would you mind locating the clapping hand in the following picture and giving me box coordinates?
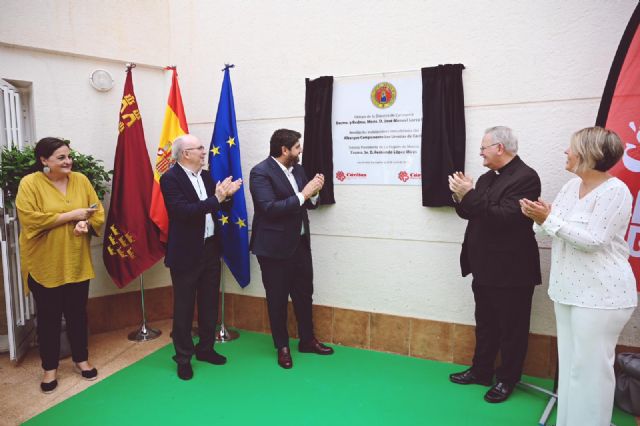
[448,171,474,201]
[302,173,324,200]
[311,173,325,196]
[226,177,243,197]
[519,197,551,225]
[215,176,243,202]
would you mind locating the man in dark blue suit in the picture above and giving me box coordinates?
[250,129,334,369]
[160,134,242,380]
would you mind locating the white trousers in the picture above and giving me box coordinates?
[554,302,634,426]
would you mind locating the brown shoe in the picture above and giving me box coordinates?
[277,347,293,369]
[298,338,334,355]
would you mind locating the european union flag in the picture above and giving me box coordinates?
[209,65,250,287]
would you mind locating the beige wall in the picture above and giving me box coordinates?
[1,0,639,345]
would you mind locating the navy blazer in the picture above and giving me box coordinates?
[249,157,317,259]
[160,164,226,271]
[455,156,542,287]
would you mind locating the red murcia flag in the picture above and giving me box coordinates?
[103,67,164,288]
[596,3,640,290]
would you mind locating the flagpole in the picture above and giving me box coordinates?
[216,274,239,342]
[210,63,248,339]
[128,273,162,341]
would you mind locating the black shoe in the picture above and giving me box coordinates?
[40,379,58,394]
[298,338,334,355]
[177,363,193,380]
[74,365,98,381]
[484,382,514,403]
[195,350,227,365]
[449,368,492,386]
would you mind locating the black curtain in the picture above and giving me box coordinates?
[302,76,335,205]
[421,64,466,207]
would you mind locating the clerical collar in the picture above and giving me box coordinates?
[495,155,519,175]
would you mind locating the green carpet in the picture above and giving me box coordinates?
[25,331,636,426]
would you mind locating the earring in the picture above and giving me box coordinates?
[43,166,51,175]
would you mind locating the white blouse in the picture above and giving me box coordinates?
[535,177,637,309]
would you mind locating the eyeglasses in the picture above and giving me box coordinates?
[479,143,501,152]
[184,146,206,152]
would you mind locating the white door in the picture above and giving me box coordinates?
[0,79,35,362]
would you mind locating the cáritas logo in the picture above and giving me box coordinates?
[398,171,421,182]
[335,170,367,181]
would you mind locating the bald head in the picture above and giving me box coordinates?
[172,134,206,171]
[172,134,200,162]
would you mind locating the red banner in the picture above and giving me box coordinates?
[597,4,640,290]
[103,67,164,288]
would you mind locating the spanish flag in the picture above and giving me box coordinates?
[150,66,189,242]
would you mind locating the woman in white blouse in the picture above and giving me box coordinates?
[520,126,637,426]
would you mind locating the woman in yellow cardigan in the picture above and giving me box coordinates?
[16,137,105,394]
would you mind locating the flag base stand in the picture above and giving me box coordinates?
[517,381,557,426]
[215,323,239,343]
[128,324,162,342]
[518,382,616,426]
[517,362,617,426]
[215,277,239,343]
[127,274,161,342]
[184,325,237,342]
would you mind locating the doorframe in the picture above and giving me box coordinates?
[0,78,36,362]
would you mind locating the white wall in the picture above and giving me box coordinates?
[0,0,172,295]
[1,0,639,345]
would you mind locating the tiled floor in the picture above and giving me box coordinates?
[0,319,172,426]
[1,319,638,426]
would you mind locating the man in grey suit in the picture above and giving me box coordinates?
[249,129,334,369]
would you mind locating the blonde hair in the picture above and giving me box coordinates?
[570,126,623,173]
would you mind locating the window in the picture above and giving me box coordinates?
[0,79,33,149]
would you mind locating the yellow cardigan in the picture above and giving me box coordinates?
[16,171,105,288]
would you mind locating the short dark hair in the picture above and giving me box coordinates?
[32,137,70,172]
[269,129,301,157]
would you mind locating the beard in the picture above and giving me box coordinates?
[285,152,300,167]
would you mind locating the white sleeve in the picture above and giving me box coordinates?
[533,222,545,235]
[534,180,570,236]
[540,184,631,252]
